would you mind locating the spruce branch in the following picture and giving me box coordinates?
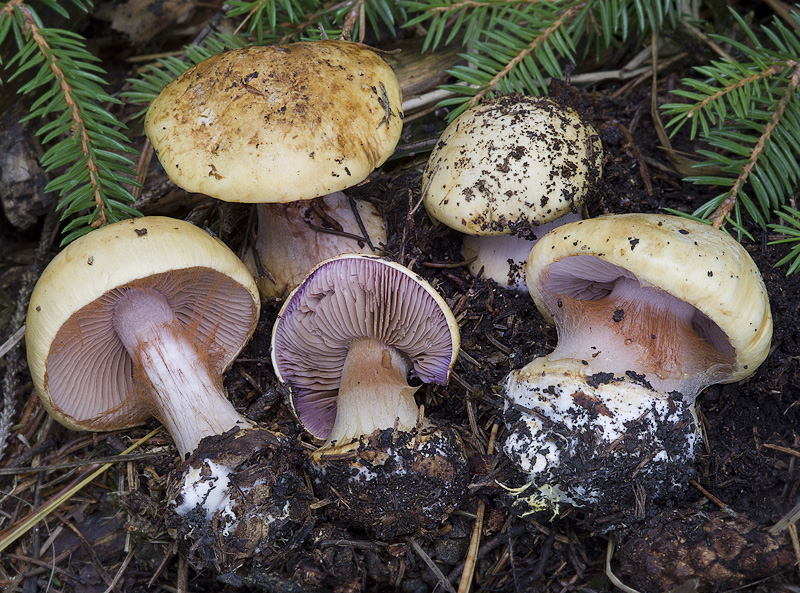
[468,2,584,109]
[403,0,678,120]
[1,0,139,243]
[223,0,402,44]
[662,6,800,240]
[685,61,795,123]
[769,205,800,274]
[709,63,800,228]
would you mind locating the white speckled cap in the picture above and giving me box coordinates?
[26,217,260,432]
[145,41,404,204]
[526,213,773,383]
[422,95,602,235]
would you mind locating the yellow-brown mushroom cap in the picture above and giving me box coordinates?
[526,213,773,384]
[144,41,404,204]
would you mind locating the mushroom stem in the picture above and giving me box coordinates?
[545,266,735,399]
[245,192,385,299]
[113,288,248,457]
[325,338,420,447]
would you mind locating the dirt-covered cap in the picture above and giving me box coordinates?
[526,213,773,385]
[422,95,602,235]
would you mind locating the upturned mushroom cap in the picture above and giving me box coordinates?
[26,217,260,432]
[526,214,772,386]
[271,254,460,439]
[145,41,404,204]
[422,95,602,235]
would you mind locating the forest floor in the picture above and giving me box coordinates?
[1,2,800,593]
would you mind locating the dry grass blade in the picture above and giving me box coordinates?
[649,35,719,178]
[605,535,642,593]
[0,427,161,554]
[0,325,25,359]
[457,423,498,593]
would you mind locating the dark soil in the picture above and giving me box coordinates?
[1,6,800,593]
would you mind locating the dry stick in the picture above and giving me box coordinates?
[770,498,800,535]
[679,18,734,61]
[177,552,189,593]
[616,122,653,196]
[0,325,25,360]
[0,452,163,475]
[407,537,457,593]
[762,442,800,458]
[710,63,800,229]
[347,193,376,251]
[133,138,154,202]
[103,543,138,593]
[688,479,736,516]
[0,427,161,554]
[55,510,120,593]
[457,423,499,593]
[762,0,800,31]
[788,522,800,579]
[148,542,178,588]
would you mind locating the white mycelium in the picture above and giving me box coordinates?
[174,459,237,529]
[503,358,696,506]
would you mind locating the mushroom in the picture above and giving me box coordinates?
[26,216,310,569]
[422,94,602,290]
[271,254,468,538]
[502,213,773,517]
[26,216,260,458]
[144,40,404,298]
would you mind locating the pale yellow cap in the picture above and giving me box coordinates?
[526,213,773,383]
[26,217,260,431]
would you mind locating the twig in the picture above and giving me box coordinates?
[347,193,376,251]
[0,427,161,554]
[762,0,800,31]
[616,122,653,196]
[0,325,25,360]
[679,18,734,61]
[0,452,164,475]
[407,537,457,593]
[457,423,499,593]
[689,479,736,515]
[789,522,800,579]
[770,498,800,535]
[763,442,800,458]
[177,551,188,593]
[103,543,137,593]
[55,511,119,593]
